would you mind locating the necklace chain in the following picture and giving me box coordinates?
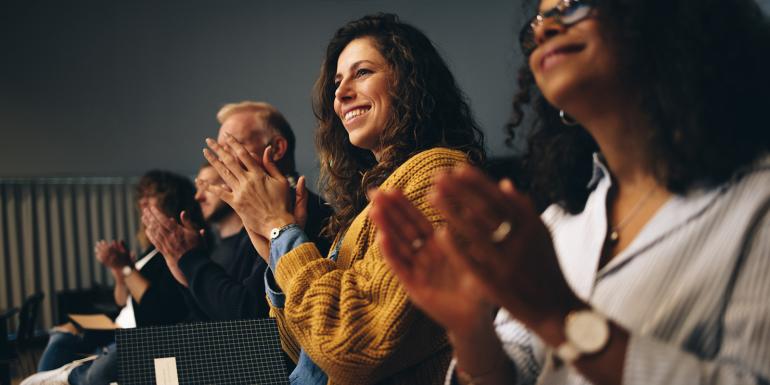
[608,184,658,245]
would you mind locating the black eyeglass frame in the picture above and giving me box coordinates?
[518,0,595,56]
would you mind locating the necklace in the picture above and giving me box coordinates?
[607,184,658,245]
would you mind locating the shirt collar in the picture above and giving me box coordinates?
[587,152,610,189]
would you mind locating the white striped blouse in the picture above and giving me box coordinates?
[448,154,770,385]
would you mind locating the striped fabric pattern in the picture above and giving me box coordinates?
[475,154,770,384]
[0,178,140,330]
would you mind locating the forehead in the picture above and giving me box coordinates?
[538,0,561,12]
[336,37,386,74]
[217,112,271,154]
[217,111,257,141]
[196,166,220,181]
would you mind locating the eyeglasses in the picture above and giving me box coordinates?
[519,0,595,56]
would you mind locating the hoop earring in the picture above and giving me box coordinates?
[559,110,578,126]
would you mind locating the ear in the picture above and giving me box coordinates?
[269,136,288,163]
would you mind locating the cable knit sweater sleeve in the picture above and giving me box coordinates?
[270,148,466,384]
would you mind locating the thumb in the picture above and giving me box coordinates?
[294,175,308,229]
[262,146,284,179]
[180,210,196,230]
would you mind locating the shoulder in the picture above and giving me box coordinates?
[402,147,468,170]
[711,155,770,228]
[720,155,770,202]
[383,147,468,189]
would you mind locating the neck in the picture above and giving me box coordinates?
[568,95,655,190]
[215,213,243,238]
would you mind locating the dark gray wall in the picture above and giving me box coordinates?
[0,0,525,185]
[2,0,769,182]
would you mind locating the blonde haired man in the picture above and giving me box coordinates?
[216,101,297,177]
[145,101,332,321]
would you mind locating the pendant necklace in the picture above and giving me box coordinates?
[608,185,658,245]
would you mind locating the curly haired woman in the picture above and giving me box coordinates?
[201,13,485,385]
[371,0,770,384]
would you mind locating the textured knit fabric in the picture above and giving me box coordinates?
[447,153,770,385]
[269,148,467,385]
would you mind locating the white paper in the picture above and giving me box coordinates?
[153,357,180,385]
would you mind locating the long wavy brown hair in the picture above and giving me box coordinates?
[509,0,770,213]
[314,13,486,236]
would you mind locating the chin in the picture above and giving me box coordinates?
[539,74,587,111]
[347,131,372,151]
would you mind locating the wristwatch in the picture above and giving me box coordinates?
[270,223,299,241]
[121,265,135,278]
[555,309,610,364]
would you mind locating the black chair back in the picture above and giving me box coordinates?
[16,292,44,346]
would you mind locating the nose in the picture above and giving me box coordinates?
[194,189,205,203]
[534,17,565,46]
[334,77,354,103]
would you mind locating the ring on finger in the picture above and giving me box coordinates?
[491,220,513,243]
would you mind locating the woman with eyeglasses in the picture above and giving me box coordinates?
[370,0,770,384]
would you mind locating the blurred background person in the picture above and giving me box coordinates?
[201,13,485,385]
[23,170,204,385]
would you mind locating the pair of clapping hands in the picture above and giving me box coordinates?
[369,166,582,345]
[141,134,308,286]
[94,240,133,271]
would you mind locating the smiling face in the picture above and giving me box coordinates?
[528,0,618,111]
[333,37,393,159]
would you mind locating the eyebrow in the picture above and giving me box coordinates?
[335,60,377,81]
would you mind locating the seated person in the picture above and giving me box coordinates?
[143,163,275,320]
[370,0,770,384]
[200,14,485,385]
[23,170,206,385]
[144,103,332,321]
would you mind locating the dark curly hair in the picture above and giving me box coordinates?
[136,170,210,248]
[314,13,486,235]
[509,0,770,213]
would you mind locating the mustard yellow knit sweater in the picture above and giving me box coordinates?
[270,148,467,385]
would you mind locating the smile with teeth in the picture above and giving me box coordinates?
[344,106,371,122]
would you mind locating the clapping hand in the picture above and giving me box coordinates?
[200,134,308,259]
[141,206,202,287]
[430,166,582,340]
[95,239,133,271]
[369,189,496,334]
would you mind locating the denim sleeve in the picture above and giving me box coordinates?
[264,226,310,308]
